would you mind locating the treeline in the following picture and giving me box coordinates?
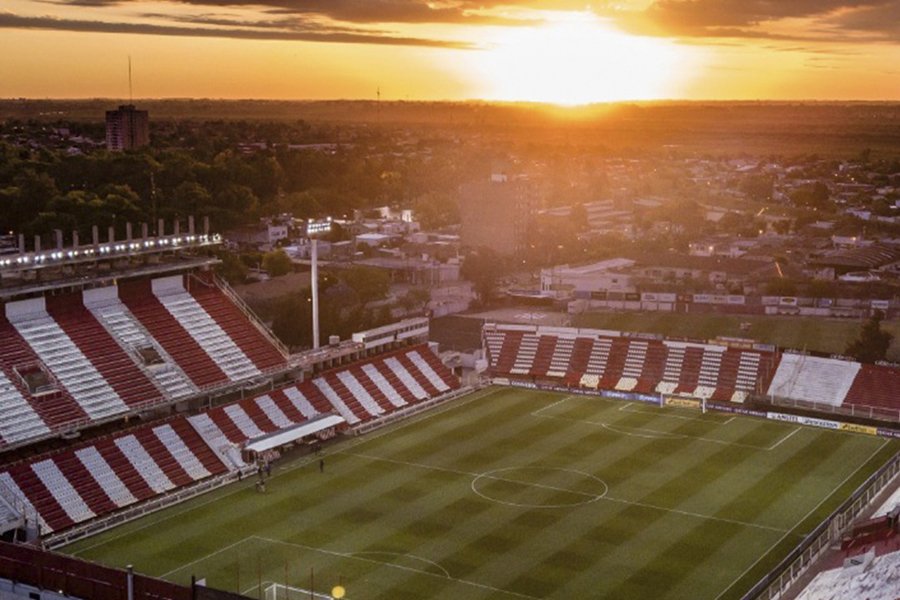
[0,119,467,244]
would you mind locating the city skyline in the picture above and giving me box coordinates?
[2,1,900,103]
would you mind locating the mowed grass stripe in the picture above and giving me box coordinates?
[598,430,854,598]
[62,388,898,600]
[716,437,894,600]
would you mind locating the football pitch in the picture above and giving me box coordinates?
[65,387,899,599]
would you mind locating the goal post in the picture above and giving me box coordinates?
[661,395,707,413]
[264,582,345,600]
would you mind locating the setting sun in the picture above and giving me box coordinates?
[469,12,689,105]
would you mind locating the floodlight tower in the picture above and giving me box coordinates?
[307,218,332,349]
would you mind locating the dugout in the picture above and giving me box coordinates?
[241,414,345,463]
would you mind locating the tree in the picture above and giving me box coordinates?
[271,290,312,348]
[262,249,293,277]
[216,252,248,285]
[845,310,893,363]
[740,173,775,202]
[398,287,430,313]
[342,266,390,304]
[461,247,505,306]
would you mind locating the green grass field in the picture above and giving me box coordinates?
[64,388,898,600]
[571,312,900,361]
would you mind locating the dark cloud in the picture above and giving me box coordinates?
[616,0,900,42]
[0,11,473,47]
[139,11,380,35]
[11,0,900,48]
[51,0,537,26]
[825,2,900,36]
[644,0,885,30]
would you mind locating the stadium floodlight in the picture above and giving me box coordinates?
[308,218,333,349]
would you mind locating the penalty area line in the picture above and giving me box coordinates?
[251,536,539,600]
[767,426,802,451]
[160,536,255,579]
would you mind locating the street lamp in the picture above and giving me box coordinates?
[307,218,332,349]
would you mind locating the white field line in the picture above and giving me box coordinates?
[713,437,891,600]
[617,401,734,424]
[600,495,789,533]
[252,536,539,600]
[342,451,790,533]
[160,536,254,578]
[534,412,781,449]
[530,394,578,418]
[243,581,332,600]
[69,387,501,557]
[343,451,605,500]
[768,426,802,451]
[531,395,810,451]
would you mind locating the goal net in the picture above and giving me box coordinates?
[263,582,345,600]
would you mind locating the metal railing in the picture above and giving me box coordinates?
[44,470,243,549]
[768,394,900,424]
[352,386,473,436]
[741,449,900,600]
[206,274,291,358]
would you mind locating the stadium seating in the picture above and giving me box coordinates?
[584,337,613,377]
[635,340,667,394]
[495,330,524,374]
[150,276,262,382]
[675,346,705,394]
[119,278,229,388]
[547,335,575,379]
[0,273,294,449]
[566,338,594,385]
[484,324,782,404]
[693,346,725,398]
[385,356,429,401]
[767,354,861,406]
[408,349,452,394]
[84,286,196,400]
[844,364,900,411]
[6,297,130,421]
[314,376,366,424]
[0,370,51,446]
[599,338,629,389]
[795,549,900,600]
[44,293,165,412]
[483,329,506,366]
[0,416,228,533]
[184,344,459,460]
[510,333,539,375]
[187,274,288,373]
[359,364,406,408]
[657,342,686,394]
[530,335,557,377]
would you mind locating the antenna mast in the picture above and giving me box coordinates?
[128,55,133,103]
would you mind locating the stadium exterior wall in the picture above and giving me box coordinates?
[0,542,191,600]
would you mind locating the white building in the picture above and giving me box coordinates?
[540,259,637,297]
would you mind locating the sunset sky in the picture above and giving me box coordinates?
[2,1,900,103]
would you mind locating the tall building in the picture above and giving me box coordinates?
[105,104,149,151]
[459,167,533,256]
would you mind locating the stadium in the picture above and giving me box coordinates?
[0,224,898,600]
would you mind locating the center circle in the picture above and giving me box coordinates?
[471,466,609,509]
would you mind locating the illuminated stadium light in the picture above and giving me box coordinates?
[307,217,333,236]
